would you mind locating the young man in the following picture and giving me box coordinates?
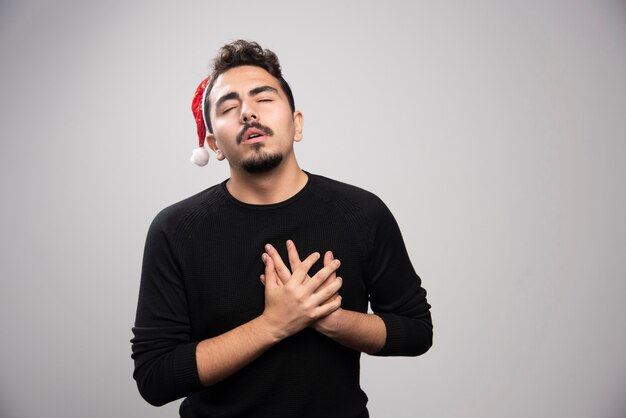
[131,40,432,418]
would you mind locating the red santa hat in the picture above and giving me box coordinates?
[190,76,211,166]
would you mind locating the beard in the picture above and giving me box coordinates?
[241,147,283,173]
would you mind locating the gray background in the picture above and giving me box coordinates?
[1,1,625,417]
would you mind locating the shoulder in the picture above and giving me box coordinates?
[309,173,401,255]
[309,173,391,219]
[148,182,227,238]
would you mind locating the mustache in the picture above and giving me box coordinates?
[237,122,274,144]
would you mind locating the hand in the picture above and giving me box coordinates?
[311,250,345,334]
[260,241,344,333]
[260,243,342,339]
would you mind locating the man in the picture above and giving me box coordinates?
[131,40,432,418]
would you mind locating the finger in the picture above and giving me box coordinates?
[323,250,334,266]
[315,275,342,298]
[262,253,281,287]
[312,276,342,305]
[317,292,340,305]
[286,240,302,272]
[306,259,340,292]
[265,243,292,283]
[259,274,266,286]
[294,252,321,284]
[315,295,342,318]
[323,250,337,280]
[325,292,340,304]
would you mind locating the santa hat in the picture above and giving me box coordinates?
[190,76,211,166]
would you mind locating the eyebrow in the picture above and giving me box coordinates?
[249,85,279,96]
[215,92,240,110]
[215,86,280,111]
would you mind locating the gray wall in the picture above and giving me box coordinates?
[1,1,625,417]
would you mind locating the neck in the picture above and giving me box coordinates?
[226,156,308,205]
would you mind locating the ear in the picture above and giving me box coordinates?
[206,133,225,161]
[293,111,304,142]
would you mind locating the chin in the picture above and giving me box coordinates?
[241,152,283,173]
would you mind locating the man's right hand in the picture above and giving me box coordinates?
[260,244,343,339]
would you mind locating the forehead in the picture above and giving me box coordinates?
[209,65,281,104]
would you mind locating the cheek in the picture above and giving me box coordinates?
[213,121,238,143]
[274,113,295,133]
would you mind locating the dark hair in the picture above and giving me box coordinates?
[203,40,295,133]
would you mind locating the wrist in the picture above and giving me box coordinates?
[254,314,289,343]
[312,307,344,336]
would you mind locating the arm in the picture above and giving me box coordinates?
[311,306,387,355]
[193,316,280,387]
[361,199,433,356]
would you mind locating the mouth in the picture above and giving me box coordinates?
[242,128,267,144]
[238,123,274,145]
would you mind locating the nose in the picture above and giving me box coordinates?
[240,105,258,124]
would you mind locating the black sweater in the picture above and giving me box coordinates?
[131,173,432,417]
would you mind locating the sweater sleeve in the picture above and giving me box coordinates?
[365,199,433,357]
[131,209,203,406]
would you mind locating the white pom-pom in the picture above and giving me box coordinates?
[190,147,210,166]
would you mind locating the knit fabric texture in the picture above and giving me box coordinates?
[131,173,432,417]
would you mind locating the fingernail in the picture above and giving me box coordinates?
[328,251,334,259]
[334,259,341,267]
[262,253,268,263]
[265,244,272,251]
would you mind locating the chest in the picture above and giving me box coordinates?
[181,210,370,338]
